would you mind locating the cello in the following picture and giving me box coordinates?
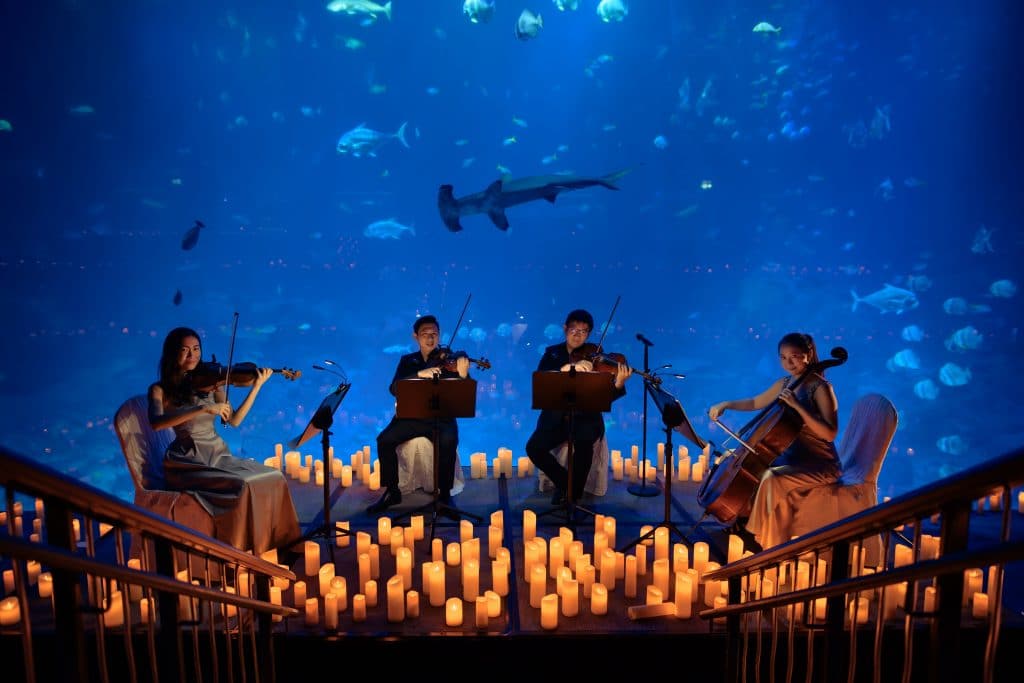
[696,346,848,525]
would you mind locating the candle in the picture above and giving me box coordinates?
[674,572,693,618]
[591,583,608,616]
[653,558,670,598]
[894,544,913,567]
[358,553,371,591]
[387,575,405,622]
[627,602,678,620]
[636,544,647,576]
[356,531,372,556]
[325,593,338,630]
[530,564,547,608]
[318,563,335,597]
[26,560,40,585]
[600,548,616,591]
[646,584,664,606]
[365,580,378,608]
[463,559,480,601]
[523,510,536,543]
[103,590,125,628]
[139,597,152,624]
[445,597,463,627]
[2,569,13,594]
[390,527,405,554]
[353,594,367,622]
[298,466,311,484]
[580,564,596,598]
[38,572,53,599]
[849,596,869,625]
[304,597,319,626]
[972,592,989,619]
[485,590,501,618]
[492,559,509,596]
[293,580,306,608]
[475,596,489,629]
[341,465,353,487]
[336,521,351,547]
[556,566,572,597]
[692,461,704,481]
[0,596,20,625]
[593,531,608,563]
[488,525,503,559]
[612,458,624,480]
[432,538,444,563]
[562,579,579,617]
[406,590,420,619]
[693,542,709,577]
[549,537,565,579]
[460,520,474,543]
[624,555,638,598]
[541,593,559,630]
[269,586,283,622]
[654,527,669,562]
[429,562,446,607]
[883,582,906,621]
[378,517,392,546]
[397,547,413,589]
[603,516,617,550]
[446,542,461,567]
[463,538,480,565]
[330,576,348,612]
[964,568,983,606]
[1018,491,1024,514]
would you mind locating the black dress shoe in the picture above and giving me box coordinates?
[366,487,401,514]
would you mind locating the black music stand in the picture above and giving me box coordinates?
[619,380,708,552]
[532,369,614,526]
[290,381,352,563]
[628,335,659,498]
[390,377,482,540]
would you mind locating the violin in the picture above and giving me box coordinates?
[428,347,492,371]
[569,342,661,385]
[189,360,301,392]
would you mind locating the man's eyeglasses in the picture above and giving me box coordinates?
[567,327,590,336]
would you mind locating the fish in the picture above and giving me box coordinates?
[936,435,967,456]
[181,220,204,250]
[463,0,495,24]
[989,279,1017,298]
[336,122,409,157]
[173,289,183,306]
[885,349,920,372]
[938,362,971,387]
[326,0,392,21]
[943,297,991,315]
[752,21,781,33]
[913,379,939,400]
[553,0,579,10]
[514,9,543,40]
[0,119,11,133]
[850,284,918,314]
[945,325,983,352]
[364,218,415,239]
[596,0,628,22]
[900,324,925,342]
[438,167,633,232]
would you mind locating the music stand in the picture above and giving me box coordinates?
[628,335,660,498]
[390,377,482,540]
[290,381,352,563]
[619,380,708,552]
[531,369,614,526]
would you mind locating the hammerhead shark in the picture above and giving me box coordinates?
[437,168,633,231]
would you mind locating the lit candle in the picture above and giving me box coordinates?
[646,585,664,606]
[485,590,501,618]
[305,597,319,626]
[378,517,392,546]
[336,521,351,547]
[492,559,509,596]
[562,579,579,617]
[591,583,608,616]
[390,527,405,554]
[653,558,670,598]
[624,555,638,598]
[523,509,536,543]
[331,577,348,614]
[636,544,647,576]
[556,566,572,596]
[488,525,503,559]
[612,458,624,480]
[674,572,693,618]
[972,592,989,619]
[814,597,827,621]
[432,538,444,563]
[459,520,473,543]
[541,593,559,630]
[894,544,913,567]
[402,525,414,550]
[26,560,40,585]
[0,596,20,625]
[139,597,152,624]
[691,461,704,481]
[593,531,608,563]
[293,580,306,608]
[269,586,283,622]
[325,592,338,630]
[318,563,335,597]
[1,570,11,595]
[38,572,53,599]
[397,547,413,589]
[654,527,669,562]
[445,597,463,627]
[964,568,983,606]
[600,548,616,591]
[406,590,420,619]
[579,564,596,598]
[365,580,378,608]
[103,590,125,628]
[530,564,547,608]
[463,559,480,601]
[353,594,367,622]
[693,542,710,577]
[298,466,311,484]
[368,470,380,490]
[603,516,617,550]
[463,537,480,565]
[849,596,869,625]
[356,531,372,556]
[387,575,405,623]
[358,553,371,591]
[549,537,565,579]
[429,562,446,607]
[728,534,744,564]
[1018,491,1024,514]
[341,465,353,487]
[475,595,489,629]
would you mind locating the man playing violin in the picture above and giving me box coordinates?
[147,326,302,556]
[525,309,631,505]
[367,315,471,516]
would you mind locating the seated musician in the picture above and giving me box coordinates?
[707,332,841,550]
[525,309,631,505]
[367,315,470,517]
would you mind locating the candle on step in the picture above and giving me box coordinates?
[693,541,710,577]
[653,558,670,597]
[397,547,413,589]
[972,592,989,619]
[599,548,617,591]
[624,555,638,598]
[377,517,391,546]
[475,595,489,628]
[329,576,347,612]
[446,542,461,567]
[411,515,424,541]
[318,563,335,596]
[541,593,559,630]
[304,597,319,626]
[485,590,501,618]
[365,580,378,608]
[530,564,547,608]
[387,575,405,623]
[293,580,306,609]
[591,583,608,616]
[964,568,983,606]
[429,562,446,607]
[352,594,366,622]
[463,559,480,601]
[492,559,509,596]
[0,596,20,625]
[406,590,420,619]
[646,585,664,605]
[549,537,564,578]
[324,593,338,630]
[488,525,503,559]
[445,597,463,627]
[523,509,537,543]
[336,521,351,547]
[562,578,579,617]
[674,572,693,618]
[269,586,282,622]
[358,553,371,592]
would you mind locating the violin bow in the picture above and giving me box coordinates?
[591,294,621,351]
[443,293,472,351]
[221,311,240,425]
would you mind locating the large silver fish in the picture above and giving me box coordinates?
[850,284,919,314]
[438,168,632,231]
[336,122,409,157]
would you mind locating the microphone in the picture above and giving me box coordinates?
[636,333,654,347]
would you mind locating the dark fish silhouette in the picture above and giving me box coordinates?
[438,168,632,231]
[181,219,205,250]
[173,289,183,306]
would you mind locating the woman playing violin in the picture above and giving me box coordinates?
[147,326,301,555]
[707,332,840,551]
[367,314,471,516]
[526,309,631,505]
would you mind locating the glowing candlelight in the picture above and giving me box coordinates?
[492,559,509,596]
[562,578,579,617]
[653,558,670,597]
[387,575,405,622]
[364,579,378,608]
[335,521,351,547]
[397,547,413,589]
[693,541,710,577]
[356,531,372,556]
[3,569,13,594]
[646,585,664,605]
[445,597,463,627]
[549,537,565,578]
[603,516,617,549]
[352,594,367,622]
[38,572,53,599]
[102,590,125,628]
[485,590,501,618]
[378,517,391,546]
[475,595,489,629]
[972,592,989,619]
[580,564,596,598]
[849,596,869,624]
[674,572,693,618]
[269,586,282,622]
[293,580,306,608]
[593,531,608,563]
[0,596,20,625]
[329,576,347,611]
[139,597,152,624]
[523,509,537,543]
[358,553,371,591]
[406,590,420,619]
[411,515,424,541]
[446,542,461,567]
[591,583,608,616]
[624,555,638,598]
[318,563,335,597]
[541,593,559,630]
[304,597,319,626]
[390,527,405,554]
[463,559,480,601]
[325,592,338,630]
[636,544,648,576]
[341,465,353,487]
[432,537,443,563]
[530,564,547,608]
[488,525,503,559]
[600,548,617,591]
[460,520,473,543]
[517,456,530,477]
[429,562,446,607]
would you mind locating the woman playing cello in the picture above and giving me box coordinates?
[707,332,841,551]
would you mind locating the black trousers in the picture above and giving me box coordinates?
[525,416,603,499]
[376,417,459,494]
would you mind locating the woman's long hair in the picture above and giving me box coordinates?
[158,326,201,406]
[778,331,823,371]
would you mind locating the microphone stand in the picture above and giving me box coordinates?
[627,333,660,498]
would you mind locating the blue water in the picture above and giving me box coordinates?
[1,1,1020,505]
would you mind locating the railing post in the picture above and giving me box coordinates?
[45,498,89,682]
[935,501,971,683]
[824,540,850,681]
[153,537,183,682]
[724,574,742,683]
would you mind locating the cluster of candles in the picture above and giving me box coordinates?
[610,444,713,484]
